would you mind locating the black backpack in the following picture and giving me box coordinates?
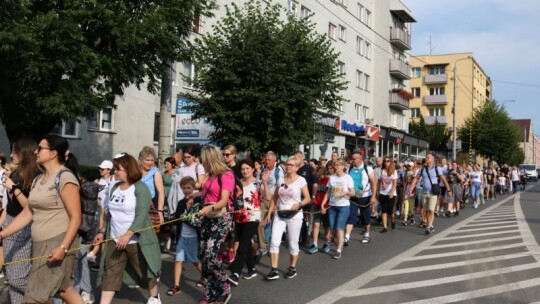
[41,169,100,244]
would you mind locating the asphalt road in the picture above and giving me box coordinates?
[2,183,540,303]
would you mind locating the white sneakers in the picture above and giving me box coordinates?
[81,291,94,304]
[146,295,162,304]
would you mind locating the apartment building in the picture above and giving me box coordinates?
[0,0,423,164]
[513,119,535,164]
[409,53,492,135]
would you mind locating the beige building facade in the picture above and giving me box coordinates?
[409,53,492,140]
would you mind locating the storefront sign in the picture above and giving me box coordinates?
[386,128,406,143]
[365,125,380,141]
[175,97,213,142]
[340,119,365,134]
[313,113,340,131]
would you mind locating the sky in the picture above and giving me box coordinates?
[403,0,540,135]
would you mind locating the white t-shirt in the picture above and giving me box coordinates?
[109,185,139,244]
[348,164,374,197]
[498,176,506,186]
[379,170,398,196]
[259,165,284,195]
[98,176,114,210]
[511,169,519,182]
[277,176,306,220]
[0,169,5,197]
[180,162,205,183]
[328,174,354,207]
[471,171,483,184]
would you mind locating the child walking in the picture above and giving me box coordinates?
[167,176,203,296]
[402,173,415,225]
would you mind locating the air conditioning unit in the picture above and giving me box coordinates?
[365,118,374,125]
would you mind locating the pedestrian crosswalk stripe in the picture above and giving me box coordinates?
[471,217,516,223]
[342,262,540,297]
[428,235,522,249]
[457,223,518,231]
[464,220,517,227]
[444,230,519,240]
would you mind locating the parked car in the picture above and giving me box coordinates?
[521,164,538,182]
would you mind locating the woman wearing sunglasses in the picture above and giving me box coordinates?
[376,156,398,233]
[94,153,162,304]
[265,156,311,280]
[0,134,83,303]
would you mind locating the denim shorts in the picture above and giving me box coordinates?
[328,206,350,231]
[175,236,199,263]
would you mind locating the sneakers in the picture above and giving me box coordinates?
[332,252,342,259]
[380,228,387,233]
[284,267,297,279]
[420,222,427,228]
[445,211,452,217]
[425,227,435,235]
[391,222,396,229]
[243,269,257,280]
[321,243,331,253]
[361,236,370,244]
[344,237,349,247]
[146,295,161,304]
[434,211,439,217]
[265,269,280,280]
[167,285,182,296]
[308,244,318,254]
[258,248,268,256]
[227,274,239,286]
[196,279,205,288]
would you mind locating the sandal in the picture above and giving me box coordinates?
[402,220,407,226]
[167,285,182,296]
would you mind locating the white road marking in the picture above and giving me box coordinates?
[307,193,535,304]
[428,235,521,249]
[456,223,518,231]
[402,243,525,261]
[463,221,517,227]
[443,230,519,240]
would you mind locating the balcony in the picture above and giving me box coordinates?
[390,27,411,50]
[425,116,448,125]
[424,95,448,105]
[389,59,410,80]
[389,92,410,110]
[424,74,448,84]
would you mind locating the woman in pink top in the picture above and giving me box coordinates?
[197,145,234,304]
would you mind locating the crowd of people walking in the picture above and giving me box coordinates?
[0,139,531,304]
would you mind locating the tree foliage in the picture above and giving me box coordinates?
[457,100,523,164]
[187,1,347,156]
[0,0,215,143]
[408,115,450,151]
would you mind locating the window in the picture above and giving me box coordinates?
[364,74,370,91]
[356,3,364,20]
[300,6,311,19]
[356,36,364,54]
[338,25,346,41]
[51,121,79,138]
[88,107,115,131]
[287,0,298,16]
[153,113,160,142]
[338,0,347,6]
[429,107,445,116]
[356,70,363,88]
[410,108,421,118]
[328,23,337,40]
[365,9,372,27]
[355,104,361,121]
[363,106,369,122]
[182,61,196,88]
[193,15,203,34]
[411,87,420,97]
[365,42,371,59]
[429,87,445,95]
[337,61,345,77]
[411,67,421,78]
[429,66,446,75]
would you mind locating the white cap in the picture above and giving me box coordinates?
[98,160,113,169]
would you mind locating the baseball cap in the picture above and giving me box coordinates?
[98,160,113,169]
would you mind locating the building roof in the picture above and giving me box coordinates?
[512,119,531,142]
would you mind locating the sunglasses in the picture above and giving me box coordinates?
[37,146,52,152]
[222,153,232,157]
[280,183,289,189]
[384,159,391,162]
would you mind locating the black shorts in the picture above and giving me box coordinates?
[439,186,447,197]
[379,194,396,214]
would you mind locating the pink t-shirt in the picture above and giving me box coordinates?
[203,170,235,207]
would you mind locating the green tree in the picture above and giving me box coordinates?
[408,115,450,151]
[458,100,522,164]
[0,0,215,143]
[186,1,347,156]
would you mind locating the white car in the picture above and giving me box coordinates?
[522,164,538,182]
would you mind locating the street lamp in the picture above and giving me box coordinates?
[452,56,471,161]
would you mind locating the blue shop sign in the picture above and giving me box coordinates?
[340,119,365,133]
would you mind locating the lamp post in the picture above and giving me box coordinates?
[452,56,471,161]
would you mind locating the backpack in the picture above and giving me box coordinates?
[39,169,100,244]
[217,170,244,210]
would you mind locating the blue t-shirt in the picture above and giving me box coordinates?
[141,167,158,198]
[416,165,440,195]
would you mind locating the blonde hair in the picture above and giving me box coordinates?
[287,155,302,167]
[138,146,157,162]
[201,145,229,177]
[335,158,347,167]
